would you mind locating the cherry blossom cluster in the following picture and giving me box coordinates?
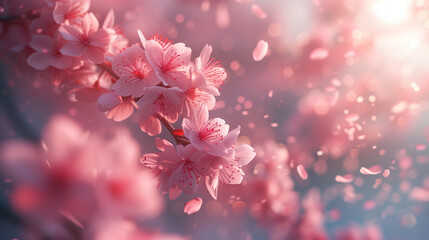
[0,115,186,240]
[0,0,125,87]
[2,0,255,203]
[116,32,256,200]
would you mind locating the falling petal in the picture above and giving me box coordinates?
[216,3,230,29]
[251,4,267,19]
[382,169,390,177]
[297,164,308,180]
[335,174,354,183]
[344,50,355,58]
[330,91,339,106]
[253,40,268,61]
[309,48,329,60]
[416,144,426,151]
[360,166,383,175]
[363,200,376,210]
[410,187,429,202]
[184,197,203,215]
[201,0,210,12]
[331,78,342,87]
[391,101,408,114]
[345,113,359,123]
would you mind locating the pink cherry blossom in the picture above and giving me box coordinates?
[141,139,208,194]
[111,45,159,97]
[53,0,90,24]
[102,9,129,59]
[59,12,113,64]
[203,126,256,199]
[182,71,217,117]
[195,44,227,91]
[139,32,191,90]
[182,104,229,156]
[27,34,82,70]
[137,86,184,136]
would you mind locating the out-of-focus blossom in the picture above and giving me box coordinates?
[335,224,384,240]
[0,115,166,239]
[53,0,90,24]
[27,33,82,70]
[59,12,113,64]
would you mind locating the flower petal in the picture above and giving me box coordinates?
[252,40,268,61]
[297,164,308,180]
[27,52,52,70]
[60,43,86,57]
[184,197,203,215]
[98,92,121,111]
[29,34,54,52]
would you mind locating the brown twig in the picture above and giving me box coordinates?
[98,62,119,80]
[156,113,190,146]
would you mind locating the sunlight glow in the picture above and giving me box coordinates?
[372,0,412,24]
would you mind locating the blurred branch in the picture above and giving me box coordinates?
[0,200,22,226]
[0,12,41,22]
[0,199,83,239]
[0,65,39,142]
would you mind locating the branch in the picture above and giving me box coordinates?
[98,62,119,80]
[156,114,190,146]
[0,12,41,22]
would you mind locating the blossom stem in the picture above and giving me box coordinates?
[98,63,119,80]
[155,113,190,146]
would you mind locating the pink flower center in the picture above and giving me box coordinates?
[161,49,182,74]
[198,121,222,143]
[201,58,225,87]
[178,159,203,186]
